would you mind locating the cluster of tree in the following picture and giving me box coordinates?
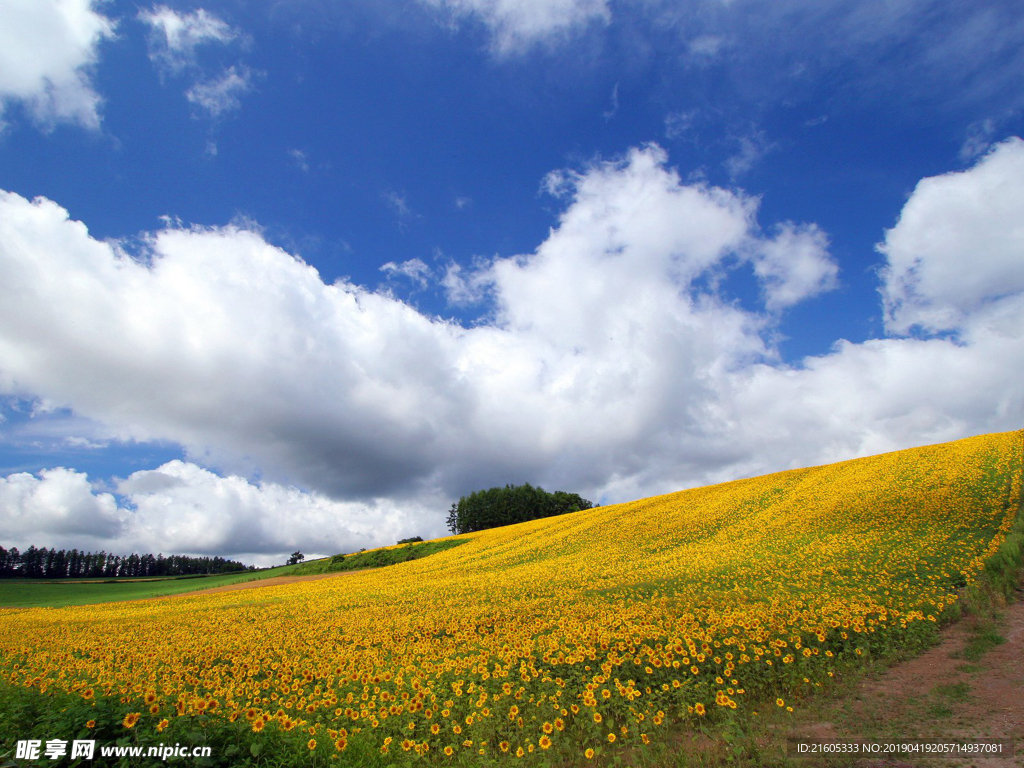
[396,536,423,544]
[446,483,593,535]
[0,545,252,579]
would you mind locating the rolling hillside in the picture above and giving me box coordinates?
[0,430,1021,766]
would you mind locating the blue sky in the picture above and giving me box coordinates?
[1,0,1023,564]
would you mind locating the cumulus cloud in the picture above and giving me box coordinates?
[0,462,427,563]
[417,0,610,54]
[2,140,1024,557]
[0,467,123,545]
[0,144,816,503]
[0,0,115,129]
[138,5,237,73]
[879,138,1024,335]
[750,223,837,311]
[441,260,489,306]
[709,137,1024,486]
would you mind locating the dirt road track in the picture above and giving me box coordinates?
[797,580,1024,767]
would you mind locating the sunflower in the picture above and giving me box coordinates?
[539,735,552,750]
[122,713,140,729]
[307,739,316,750]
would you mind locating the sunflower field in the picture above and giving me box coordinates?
[1,430,1021,766]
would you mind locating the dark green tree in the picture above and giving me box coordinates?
[446,483,592,534]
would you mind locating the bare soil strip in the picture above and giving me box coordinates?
[793,581,1024,768]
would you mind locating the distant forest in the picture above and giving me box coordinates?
[0,545,252,579]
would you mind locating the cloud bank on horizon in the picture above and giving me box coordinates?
[1,0,1022,564]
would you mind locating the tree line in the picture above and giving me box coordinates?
[0,545,252,579]
[446,482,593,535]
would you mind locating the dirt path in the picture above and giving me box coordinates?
[794,581,1024,767]
[151,569,365,599]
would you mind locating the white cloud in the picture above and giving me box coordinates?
[0,462,429,563]
[0,467,123,544]
[418,0,610,54]
[723,129,775,179]
[381,258,432,288]
[441,260,488,306]
[2,140,1023,556]
[879,137,1024,335]
[0,145,788,507]
[185,66,253,118]
[137,6,255,121]
[710,136,1024,486]
[0,0,115,130]
[138,5,237,73]
[115,461,424,558]
[750,223,837,311]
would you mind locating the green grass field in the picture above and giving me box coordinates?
[0,566,302,609]
[0,539,468,609]
[287,537,467,576]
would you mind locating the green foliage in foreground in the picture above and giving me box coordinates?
[0,566,299,609]
[287,538,468,576]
